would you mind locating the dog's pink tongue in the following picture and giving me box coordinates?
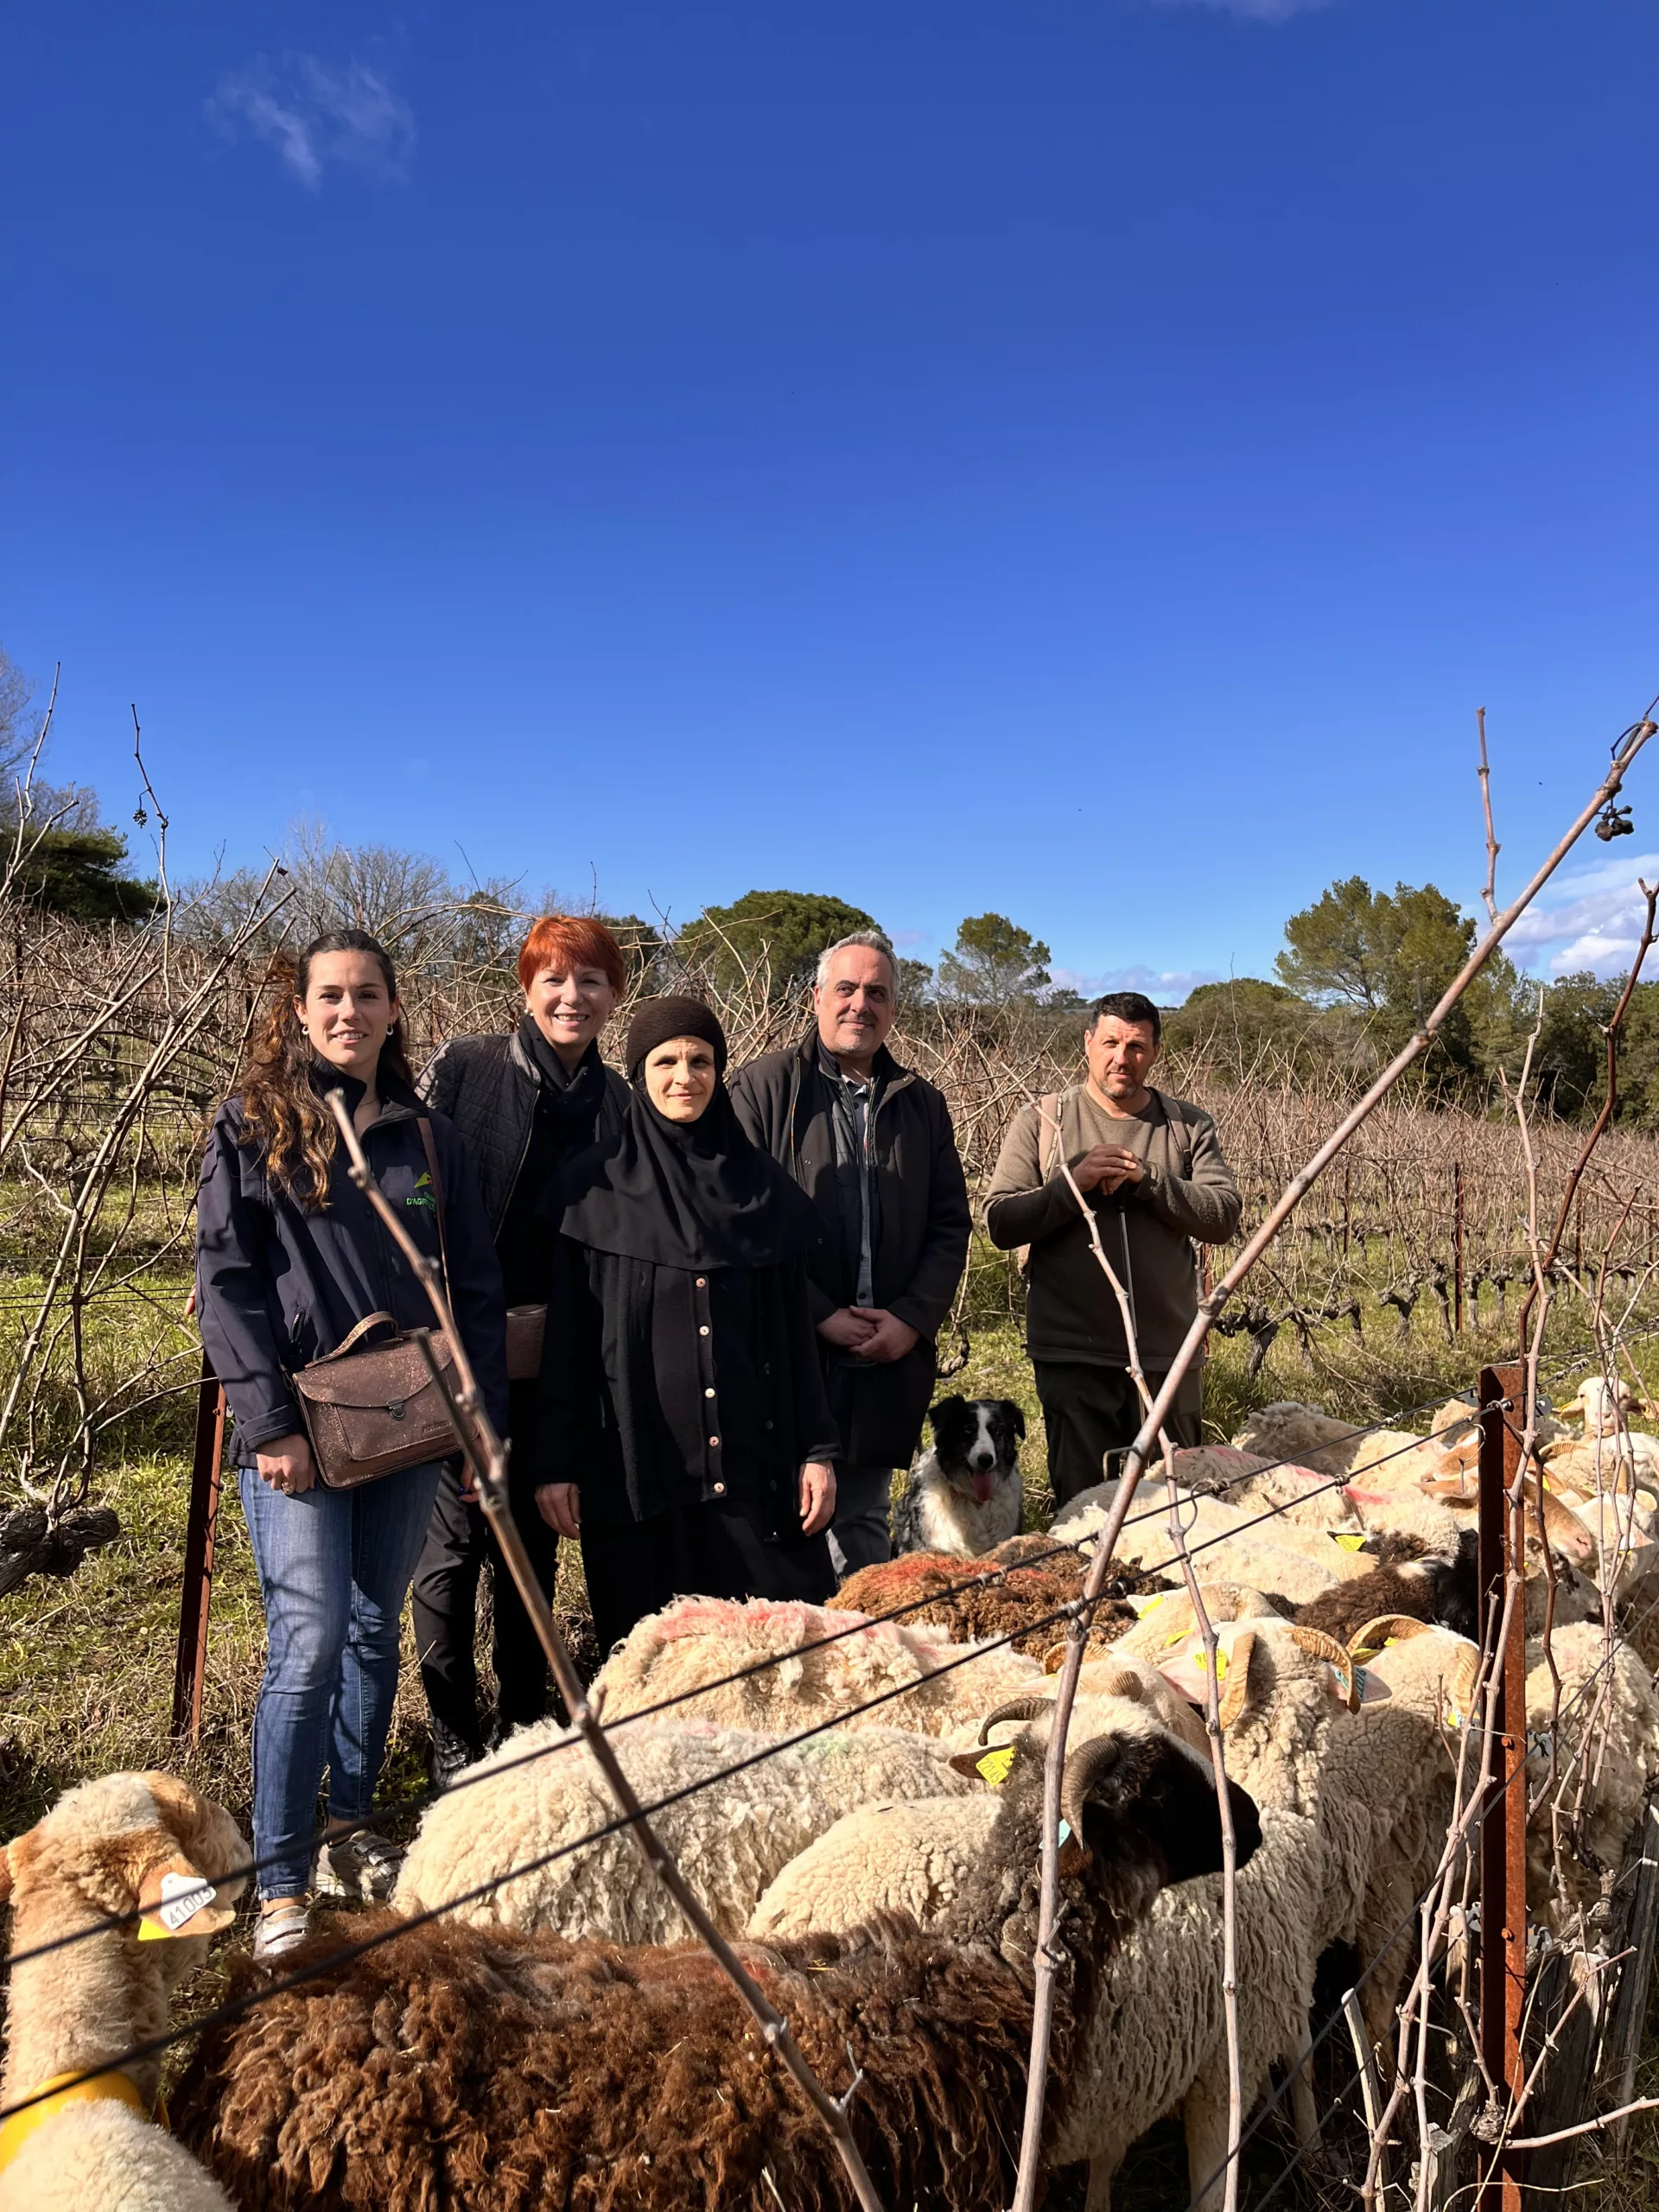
[972,1472,995,1503]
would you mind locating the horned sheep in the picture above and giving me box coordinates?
[750,1620,1351,2212]
[1053,1476,1373,1609]
[747,1655,1218,1940]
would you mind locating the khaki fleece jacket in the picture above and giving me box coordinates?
[984,1084,1242,1369]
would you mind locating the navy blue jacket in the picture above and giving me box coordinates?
[194,1068,509,1463]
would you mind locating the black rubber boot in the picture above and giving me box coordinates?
[428,1719,483,1794]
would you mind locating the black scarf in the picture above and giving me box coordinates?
[518,1014,608,1127]
[557,1075,808,1270]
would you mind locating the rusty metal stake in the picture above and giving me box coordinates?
[171,1351,226,1742]
[1478,1363,1529,2212]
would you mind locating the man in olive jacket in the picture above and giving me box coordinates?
[986,990,1241,1505]
[730,931,971,1574]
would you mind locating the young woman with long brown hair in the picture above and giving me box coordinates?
[194,930,507,1957]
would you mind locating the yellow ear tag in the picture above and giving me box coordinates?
[1141,1594,1164,1614]
[1164,1628,1188,1649]
[976,1745,1017,1787]
[137,1871,226,1942]
[1333,1533,1366,1552]
[1351,1645,1379,1663]
[1213,1649,1228,1680]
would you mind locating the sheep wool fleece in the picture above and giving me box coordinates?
[393,1719,974,1942]
[589,1593,1044,1744]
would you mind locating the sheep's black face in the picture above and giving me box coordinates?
[1432,1529,1481,1641]
[1076,1734,1262,1891]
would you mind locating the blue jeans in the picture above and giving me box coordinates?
[238,1460,444,1899]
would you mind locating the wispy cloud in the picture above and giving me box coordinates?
[1050,964,1223,1003]
[1505,852,1659,977]
[1150,0,1334,20]
[207,54,415,190]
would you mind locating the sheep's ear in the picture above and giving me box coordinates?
[137,1854,237,1942]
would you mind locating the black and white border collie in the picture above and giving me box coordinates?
[893,1395,1027,1558]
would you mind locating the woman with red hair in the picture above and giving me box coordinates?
[411,914,630,1785]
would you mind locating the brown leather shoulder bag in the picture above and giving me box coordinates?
[293,1118,463,1490]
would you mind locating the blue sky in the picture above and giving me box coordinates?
[2,1,1655,996]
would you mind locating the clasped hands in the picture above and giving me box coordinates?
[1068,1143,1147,1198]
[816,1306,919,1363]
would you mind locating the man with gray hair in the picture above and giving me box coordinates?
[730,931,970,1573]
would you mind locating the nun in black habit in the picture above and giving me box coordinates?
[533,997,841,1659]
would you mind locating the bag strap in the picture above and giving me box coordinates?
[313,1311,397,1364]
[416,1116,450,1295]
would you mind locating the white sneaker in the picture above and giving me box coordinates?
[314,1830,403,1902]
[252,1900,312,1960]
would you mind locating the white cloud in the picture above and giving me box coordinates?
[1050,964,1223,1003]
[1504,852,1659,977]
[1150,0,1334,19]
[207,55,414,190]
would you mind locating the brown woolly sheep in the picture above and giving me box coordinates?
[173,1715,1261,2212]
[830,1540,1153,1660]
[1293,1522,1482,1645]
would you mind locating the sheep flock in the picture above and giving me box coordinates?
[3,1382,1659,2209]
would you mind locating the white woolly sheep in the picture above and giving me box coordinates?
[1050,1618,1356,2212]
[1570,1373,1656,1437]
[749,1618,1350,2212]
[1053,1477,1371,1609]
[1521,1618,1659,1930]
[0,1772,247,2212]
[1166,1446,1365,1533]
[1235,1401,1469,1498]
[747,1655,1219,1942]
[588,1592,1046,1745]
[393,1716,976,1942]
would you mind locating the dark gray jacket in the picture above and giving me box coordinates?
[417,1029,630,1236]
[729,1036,971,1468]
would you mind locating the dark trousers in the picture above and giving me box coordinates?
[410,1459,563,1753]
[828,1464,894,1580]
[1033,1361,1203,1510]
[581,1501,835,1664]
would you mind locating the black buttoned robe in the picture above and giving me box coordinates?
[536,1235,841,1657]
